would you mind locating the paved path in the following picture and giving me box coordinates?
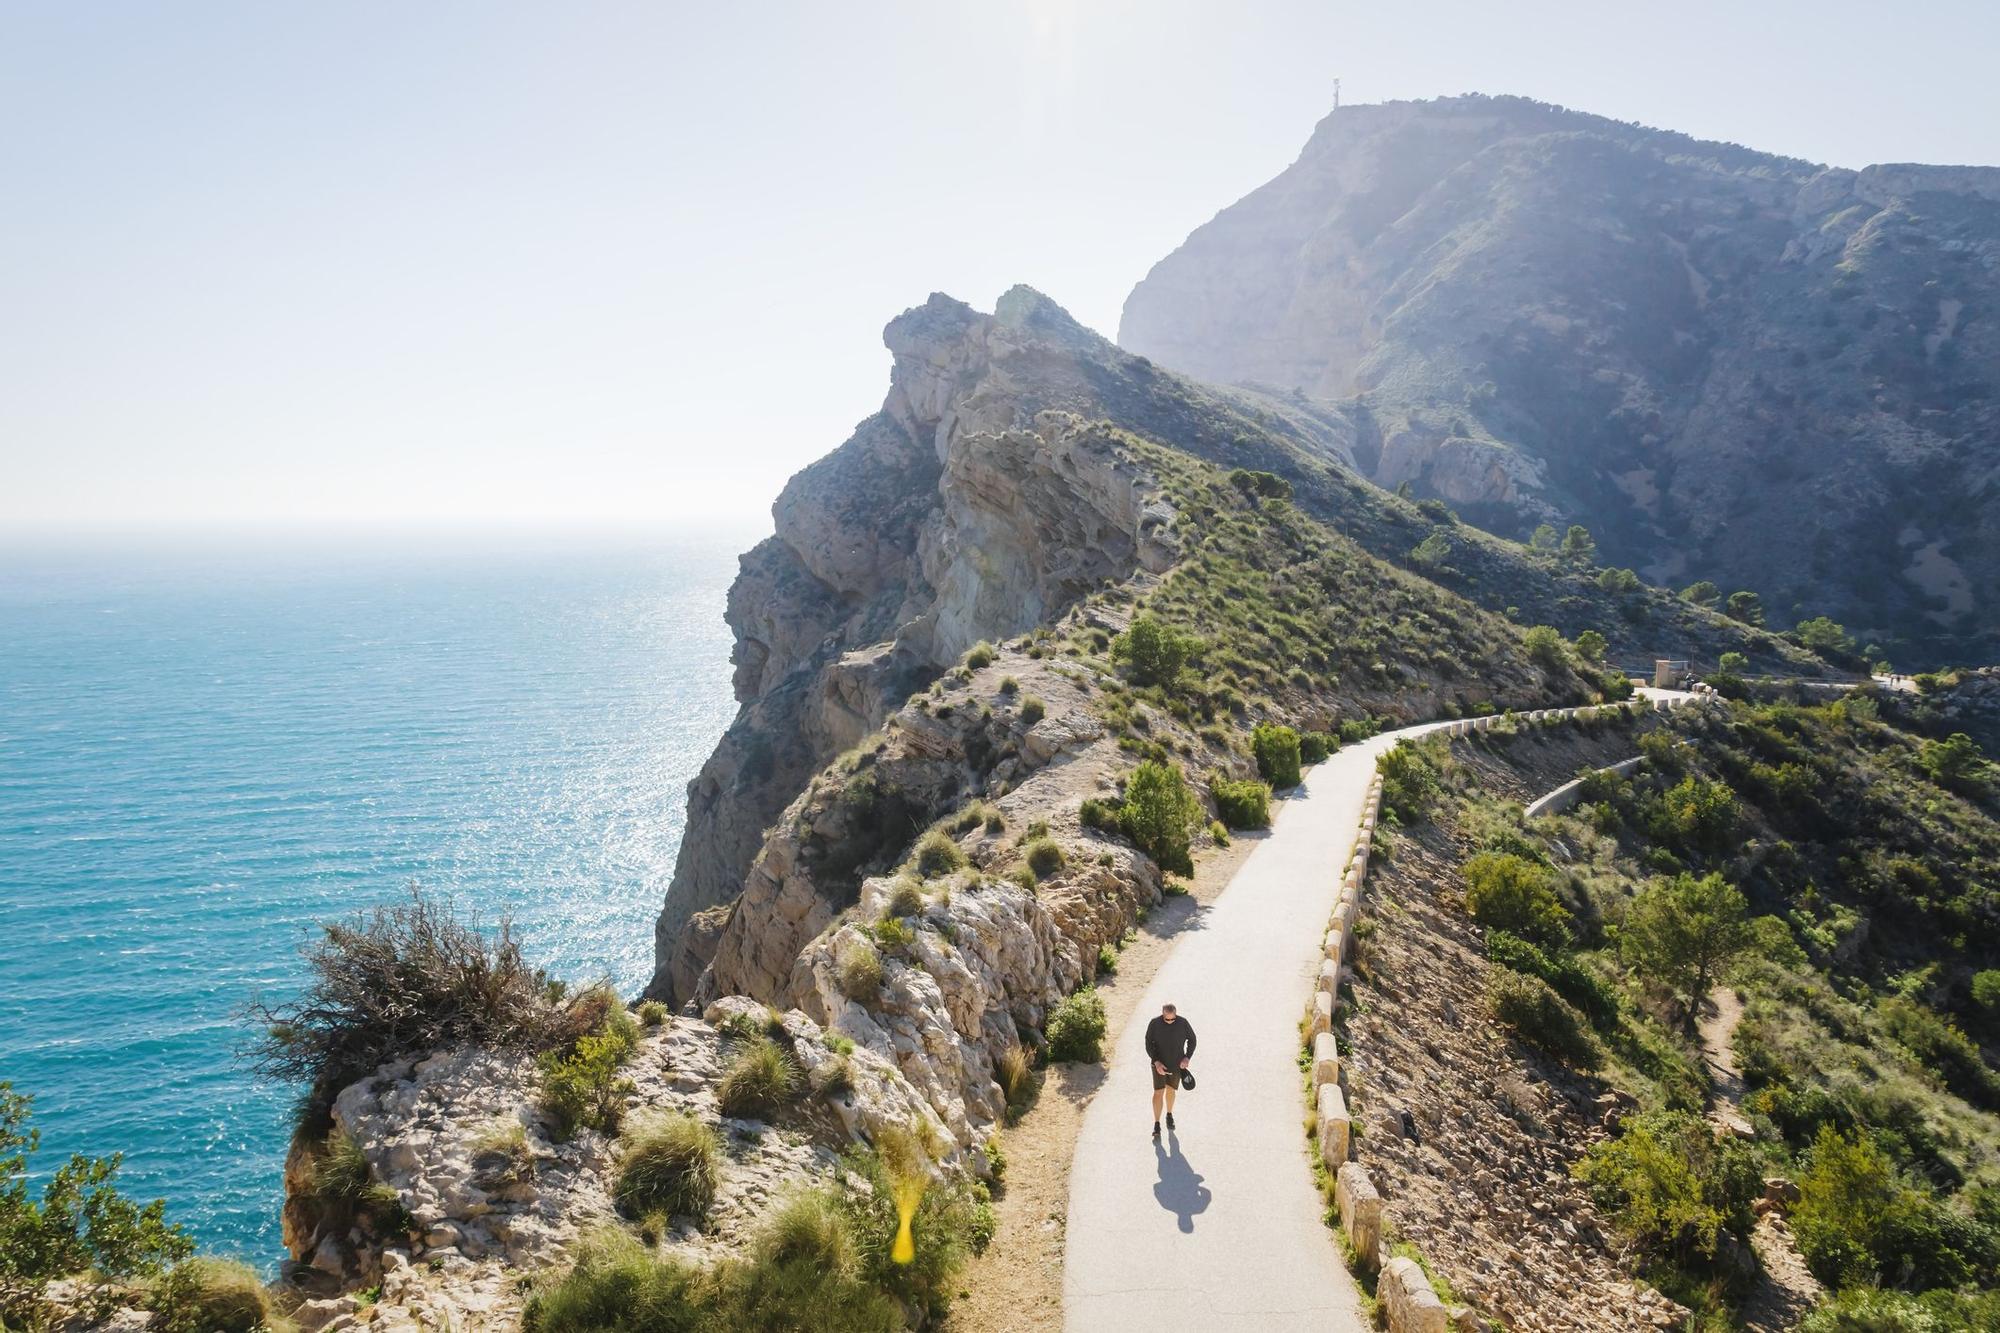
[1063,692,1693,1331]
[1063,723,1433,1331]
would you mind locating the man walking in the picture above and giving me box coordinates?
[1145,1003,1195,1139]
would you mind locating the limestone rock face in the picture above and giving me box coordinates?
[1123,93,2000,660]
[651,285,1195,999]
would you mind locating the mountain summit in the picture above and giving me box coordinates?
[1122,94,2000,663]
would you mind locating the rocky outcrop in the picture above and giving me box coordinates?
[280,1002,958,1326]
[651,292,1186,1000]
[1123,93,2000,662]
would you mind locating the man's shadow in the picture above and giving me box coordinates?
[1152,1131,1210,1232]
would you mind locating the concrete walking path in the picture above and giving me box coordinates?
[1062,691,1693,1331]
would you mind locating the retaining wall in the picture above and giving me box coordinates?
[1306,692,1704,1325]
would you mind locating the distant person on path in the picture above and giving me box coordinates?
[1145,1003,1196,1139]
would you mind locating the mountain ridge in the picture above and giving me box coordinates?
[1121,93,2000,664]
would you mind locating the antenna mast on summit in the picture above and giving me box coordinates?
[1334,78,1341,110]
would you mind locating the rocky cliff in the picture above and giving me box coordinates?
[653,282,1819,1004]
[651,291,1192,998]
[1122,93,2000,663]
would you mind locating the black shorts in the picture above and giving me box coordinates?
[1152,1066,1180,1090]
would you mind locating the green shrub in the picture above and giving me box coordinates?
[1573,630,1608,663]
[1208,818,1230,846]
[538,1029,638,1141]
[1250,723,1303,788]
[1020,695,1046,725]
[948,802,991,835]
[1597,567,1641,595]
[1079,797,1121,834]
[965,641,997,669]
[1023,837,1066,880]
[835,937,883,1000]
[522,1217,904,1333]
[883,877,924,918]
[1787,1127,1996,1291]
[1462,852,1570,946]
[1096,942,1119,974]
[717,1037,800,1121]
[1793,616,1852,658]
[1211,777,1272,830]
[614,1114,721,1221]
[521,1228,715,1333]
[912,830,967,878]
[1378,739,1447,823]
[1573,1110,1758,1263]
[1487,970,1597,1066]
[1299,731,1334,765]
[1523,625,1567,670]
[1112,615,1198,688]
[1228,467,1292,500]
[1973,969,2000,1010]
[1485,931,1615,1024]
[998,676,1019,695]
[635,1001,669,1028]
[1919,732,1991,794]
[1647,776,1738,854]
[1046,988,1108,1063]
[151,1257,291,1333]
[731,1189,902,1330]
[0,1080,197,1328]
[831,1133,988,1323]
[1119,760,1200,875]
[1800,1286,2000,1332]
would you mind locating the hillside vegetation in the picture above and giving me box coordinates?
[1505,692,2000,1326]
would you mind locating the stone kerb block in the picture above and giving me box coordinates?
[1381,1257,1448,1333]
[1317,957,1339,995]
[1317,1083,1350,1167]
[1324,927,1344,962]
[1312,1031,1340,1091]
[1309,989,1333,1038]
[1335,1161,1382,1271]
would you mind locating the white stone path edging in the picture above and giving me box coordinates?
[1064,689,1698,1332]
[1310,690,1701,1313]
[1522,755,1645,820]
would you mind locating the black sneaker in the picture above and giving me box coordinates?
[1165,1112,1176,1132]
[1151,1121,1160,1140]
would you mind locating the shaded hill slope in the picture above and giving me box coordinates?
[1123,93,2000,664]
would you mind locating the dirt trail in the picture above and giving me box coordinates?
[1698,988,1821,1332]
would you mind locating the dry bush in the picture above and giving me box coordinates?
[248,891,600,1119]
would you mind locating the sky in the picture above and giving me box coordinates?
[6,1,1998,533]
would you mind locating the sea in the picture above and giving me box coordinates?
[0,525,753,1265]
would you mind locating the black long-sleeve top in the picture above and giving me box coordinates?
[1144,1014,1196,1067]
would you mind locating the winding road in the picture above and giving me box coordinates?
[1062,692,1692,1331]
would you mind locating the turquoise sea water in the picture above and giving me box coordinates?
[0,527,749,1264]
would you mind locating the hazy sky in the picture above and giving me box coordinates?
[7,1,1998,531]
